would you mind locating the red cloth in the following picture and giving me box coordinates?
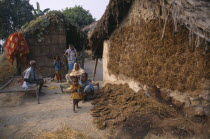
[4,32,30,64]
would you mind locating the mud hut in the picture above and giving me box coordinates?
[20,11,87,76]
[90,0,210,116]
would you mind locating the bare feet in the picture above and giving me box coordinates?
[77,106,82,109]
[73,110,77,113]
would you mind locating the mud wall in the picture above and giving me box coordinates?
[107,0,210,93]
[104,0,210,114]
[25,24,66,76]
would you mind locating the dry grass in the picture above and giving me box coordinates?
[0,54,16,85]
[36,127,90,139]
[89,0,134,57]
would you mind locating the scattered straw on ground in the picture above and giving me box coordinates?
[36,128,90,139]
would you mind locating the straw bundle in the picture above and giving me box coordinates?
[36,128,89,139]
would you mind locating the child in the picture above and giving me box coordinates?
[70,77,83,113]
[54,55,62,82]
[80,73,95,102]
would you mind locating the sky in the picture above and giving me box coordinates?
[29,0,109,20]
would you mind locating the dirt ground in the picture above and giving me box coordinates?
[1,59,209,139]
[0,59,107,139]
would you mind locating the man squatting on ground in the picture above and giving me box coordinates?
[22,60,45,95]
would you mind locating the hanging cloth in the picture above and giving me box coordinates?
[4,32,30,64]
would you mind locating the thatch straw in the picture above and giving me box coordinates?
[20,11,87,51]
[36,128,90,139]
[89,0,134,58]
[89,0,210,58]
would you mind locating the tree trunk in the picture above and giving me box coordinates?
[16,56,21,75]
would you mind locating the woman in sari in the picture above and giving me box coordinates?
[65,63,85,83]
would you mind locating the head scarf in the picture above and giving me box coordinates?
[69,63,85,77]
[30,60,36,65]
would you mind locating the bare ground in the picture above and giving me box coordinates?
[0,59,107,139]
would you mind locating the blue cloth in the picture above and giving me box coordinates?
[54,60,62,71]
[22,67,38,89]
[68,62,75,73]
[65,48,77,62]
[65,48,77,73]
[79,80,94,93]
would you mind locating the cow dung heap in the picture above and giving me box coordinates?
[91,83,178,130]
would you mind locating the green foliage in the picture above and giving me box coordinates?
[33,2,50,18]
[20,10,87,51]
[62,5,96,28]
[20,11,65,42]
[0,0,34,39]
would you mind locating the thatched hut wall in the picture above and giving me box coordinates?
[98,0,210,115]
[20,11,87,76]
[25,24,66,76]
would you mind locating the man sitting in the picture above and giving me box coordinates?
[22,60,45,95]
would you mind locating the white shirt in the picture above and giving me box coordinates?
[22,67,38,89]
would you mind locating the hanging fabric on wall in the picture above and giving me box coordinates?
[4,32,30,64]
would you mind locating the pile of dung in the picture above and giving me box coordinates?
[36,128,89,139]
[108,17,210,92]
[91,83,178,130]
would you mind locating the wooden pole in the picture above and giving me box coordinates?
[92,58,98,81]
[0,78,14,91]
[16,56,21,75]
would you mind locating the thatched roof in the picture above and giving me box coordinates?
[89,0,134,57]
[89,0,210,58]
[82,21,98,35]
[20,11,87,51]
